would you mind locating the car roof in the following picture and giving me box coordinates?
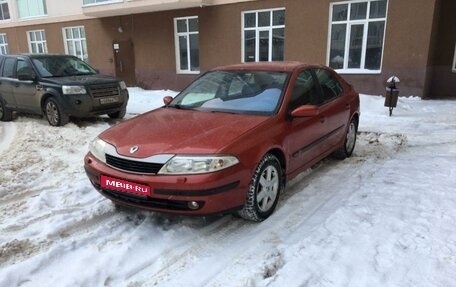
[212,61,326,72]
[2,54,77,59]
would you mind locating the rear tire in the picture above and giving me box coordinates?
[333,117,357,159]
[44,98,69,126]
[0,97,13,121]
[237,154,284,222]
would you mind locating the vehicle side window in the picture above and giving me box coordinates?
[314,68,343,103]
[289,70,321,111]
[16,59,34,79]
[2,58,16,78]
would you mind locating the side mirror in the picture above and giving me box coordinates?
[291,105,320,117]
[18,73,36,82]
[163,96,173,106]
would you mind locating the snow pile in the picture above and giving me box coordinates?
[0,89,455,286]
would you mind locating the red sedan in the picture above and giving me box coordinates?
[84,62,360,221]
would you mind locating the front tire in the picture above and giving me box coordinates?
[333,117,357,159]
[44,98,69,126]
[237,154,284,222]
[108,107,126,119]
[0,97,13,121]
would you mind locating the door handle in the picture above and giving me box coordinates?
[319,116,326,123]
[120,61,123,73]
[15,83,20,87]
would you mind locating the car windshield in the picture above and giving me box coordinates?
[169,70,289,115]
[32,56,97,77]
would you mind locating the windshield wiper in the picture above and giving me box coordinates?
[168,104,196,110]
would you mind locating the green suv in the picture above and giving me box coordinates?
[0,54,129,126]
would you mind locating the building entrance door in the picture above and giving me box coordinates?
[113,40,136,86]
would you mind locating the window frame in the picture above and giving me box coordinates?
[62,26,88,62]
[241,7,286,63]
[27,29,48,54]
[173,15,200,75]
[0,33,8,55]
[0,0,10,21]
[16,0,47,19]
[452,43,456,73]
[327,0,388,74]
[82,0,122,7]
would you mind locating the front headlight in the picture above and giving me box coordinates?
[158,155,239,175]
[89,137,107,163]
[119,81,127,90]
[62,85,87,95]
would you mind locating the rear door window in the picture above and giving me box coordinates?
[2,58,16,78]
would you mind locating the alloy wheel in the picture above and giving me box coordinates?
[256,165,279,212]
[46,101,59,126]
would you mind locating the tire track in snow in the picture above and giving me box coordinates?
[0,206,137,271]
[132,132,408,287]
[130,159,363,286]
[123,216,249,286]
[0,122,15,154]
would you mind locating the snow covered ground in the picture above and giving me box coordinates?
[0,88,455,287]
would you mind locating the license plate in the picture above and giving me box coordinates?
[100,97,118,105]
[100,175,151,197]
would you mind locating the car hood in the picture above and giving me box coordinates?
[100,107,268,158]
[40,74,119,86]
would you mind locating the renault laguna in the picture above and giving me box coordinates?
[84,62,360,221]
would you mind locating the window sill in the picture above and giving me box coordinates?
[19,14,48,21]
[334,69,382,75]
[176,70,200,75]
[82,0,122,7]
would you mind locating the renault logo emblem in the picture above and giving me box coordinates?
[130,146,139,154]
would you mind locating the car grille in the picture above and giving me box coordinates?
[89,84,120,98]
[106,154,164,174]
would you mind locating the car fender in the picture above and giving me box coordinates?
[224,119,288,176]
[40,87,63,112]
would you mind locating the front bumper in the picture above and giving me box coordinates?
[84,152,250,215]
[63,89,129,117]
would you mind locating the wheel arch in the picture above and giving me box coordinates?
[351,112,360,129]
[40,92,59,113]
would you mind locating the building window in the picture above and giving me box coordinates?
[242,8,285,62]
[0,34,8,54]
[17,0,47,18]
[83,0,122,6]
[453,44,456,73]
[174,16,199,74]
[27,30,48,54]
[0,0,10,20]
[328,0,387,73]
[63,26,88,62]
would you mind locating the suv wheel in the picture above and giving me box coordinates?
[44,98,69,126]
[0,97,13,121]
[108,107,126,119]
